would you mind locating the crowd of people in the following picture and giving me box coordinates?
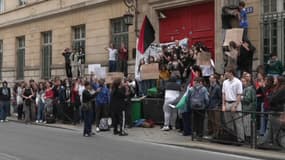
[0,75,136,137]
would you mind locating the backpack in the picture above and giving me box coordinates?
[189,86,205,110]
[99,118,110,131]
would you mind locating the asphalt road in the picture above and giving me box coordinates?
[0,122,262,160]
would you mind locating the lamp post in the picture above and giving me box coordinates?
[123,0,139,37]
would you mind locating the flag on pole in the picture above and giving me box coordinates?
[138,16,155,54]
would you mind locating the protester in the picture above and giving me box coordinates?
[44,81,54,123]
[225,41,238,74]
[70,48,79,78]
[118,42,128,77]
[238,40,255,74]
[207,74,222,138]
[188,77,209,138]
[161,76,180,131]
[36,82,45,123]
[71,79,80,124]
[266,53,283,78]
[238,1,249,41]
[78,47,85,77]
[105,43,118,72]
[222,68,245,142]
[62,48,72,78]
[82,81,97,137]
[0,81,11,122]
[110,78,130,136]
[241,74,256,140]
[94,79,109,132]
[22,82,34,124]
[259,76,285,147]
[159,64,170,92]
[17,82,25,120]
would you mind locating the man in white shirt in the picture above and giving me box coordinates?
[105,43,118,72]
[222,68,245,142]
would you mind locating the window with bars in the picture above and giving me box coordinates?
[72,25,85,50]
[264,0,277,13]
[17,36,25,80]
[111,18,129,50]
[41,31,52,79]
[262,21,278,63]
[0,40,3,80]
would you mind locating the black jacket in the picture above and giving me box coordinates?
[110,87,127,112]
[0,87,11,101]
[269,88,285,112]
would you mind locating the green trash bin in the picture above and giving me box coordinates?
[131,97,144,122]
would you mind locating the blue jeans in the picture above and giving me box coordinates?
[37,101,45,121]
[83,110,93,135]
[109,60,117,72]
[0,101,10,120]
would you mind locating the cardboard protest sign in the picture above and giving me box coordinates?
[141,63,159,80]
[105,72,124,84]
[223,28,244,46]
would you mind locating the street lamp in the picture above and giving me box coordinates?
[123,0,136,25]
[123,12,134,26]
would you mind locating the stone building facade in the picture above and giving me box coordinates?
[0,0,264,83]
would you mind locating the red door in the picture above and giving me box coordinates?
[159,1,215,58]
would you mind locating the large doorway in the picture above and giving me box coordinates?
[159,1,215,58]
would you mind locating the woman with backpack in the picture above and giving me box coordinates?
[94,79,109,132]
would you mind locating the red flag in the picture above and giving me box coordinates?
[138,16,155,54]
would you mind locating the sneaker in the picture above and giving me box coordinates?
[119,132,128,136]
[35,120,39,123]
[43,121,47,124]
[0,120,4,123]
[83,134,89,137]
[168,104,176,108]
[4,119,8,122]
[96,127,100,132]
[39,120,43,123]
[161,126,170,131]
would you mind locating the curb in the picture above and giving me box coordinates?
[152,141,284,160]
[7,118,80,132]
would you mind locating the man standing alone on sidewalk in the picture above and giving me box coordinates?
[222,68,245,142]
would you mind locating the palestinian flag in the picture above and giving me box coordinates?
[138,16,155,54]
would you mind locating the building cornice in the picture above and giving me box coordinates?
[0,0,110,29]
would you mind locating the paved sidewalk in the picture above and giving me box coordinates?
[7,116,285,160]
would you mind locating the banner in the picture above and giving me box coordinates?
[140,63,159,80]
[223,28,244,46]
[134,38,188,81]
[105,72,124,84]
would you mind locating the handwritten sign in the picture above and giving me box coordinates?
[88,64,101,74]
[141,63,159,80]
[223,28,244,46]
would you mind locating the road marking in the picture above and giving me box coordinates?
[0,153,21,160]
